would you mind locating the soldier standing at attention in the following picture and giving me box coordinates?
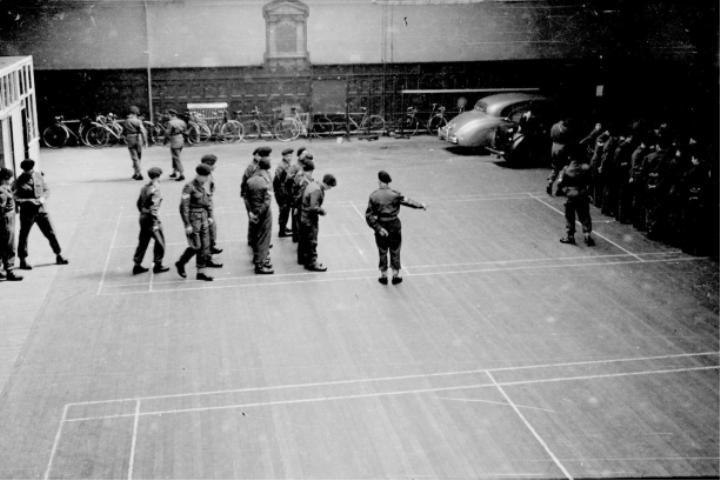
[0,168,22,281]
[175,164,214,281]
[546,118,572,195]
[124,105,148,181]
[241,147,270,245]
[557,147,595,246]
[274,148,294,237]
[640,127,674,240]
[293,158,315,257]
[201,154,224,259]
[132,167,169,275]
[300,173,337,272]
[365,171,426,285]
[286,148,309,242]
[13,159,69,269]
[245,157,274,274]
[165,109,186,181]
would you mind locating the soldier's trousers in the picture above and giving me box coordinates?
[249,210,272,267]
[631,186,646,230]
[616,183,633,224]
[644,192,665,239]
[375,218,402,272]
[291,206,300,242]
[0,212,16,272]
[298,219,319,266]
[209,214,217,248]
[601,183,618,217]
[564,195,592,236]
[276,199,291,234]
[133,214,165,266]
[177,210,210,270]
[126,135,143,176]
[171,147,184,174]
[18,207,62,259]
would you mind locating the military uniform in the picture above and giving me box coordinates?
[293,170,314,256]
[165,116,186,177]
[124,114,147,179]
[680,158,711,255]
[273,157,292,236]
[246,169,273,270]
[176,178,212,275]
[629,142,652,230]
[240,159,259,244]
[365,185,424,275]
[0,182,18,278]
[546,120,571,193]
[299,180,326,268]
[13,169,65,265]
[640,146,674,240]
[284,162,303,242]
[133,179,165,269]
[557,159,594,244]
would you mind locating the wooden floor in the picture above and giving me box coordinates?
[0,137,717,479]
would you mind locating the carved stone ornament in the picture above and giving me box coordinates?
[263,0,310,70]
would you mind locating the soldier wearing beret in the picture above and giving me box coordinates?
[132,167,169,275]
[0,168,21,281]
[13,159,68,269]
[175,164,214,281]
[365,170,425,284]
[299,173,336,271]
[164,109,186,181]
[273,147,294,237]
[285,149,309,242]
[291,154,315,245]
[124,105,148,181]
[241,147,271,245]
[201,154,224,260]
[557,146,595,246]
[245,157,274,274]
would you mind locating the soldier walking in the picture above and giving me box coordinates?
[245,157,274,274]
[175,164,214,281]
[557,148,595,246]
[165,109,186,181]
[132,167,169,275]
[365,170,425,285]
[13,159,69,269]
[274,148,294,237]
[124,105,148,181]
[299,173,337,271]
[201,154,224,258]
[0,168,22,281]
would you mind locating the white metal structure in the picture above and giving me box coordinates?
[0,56,40,173]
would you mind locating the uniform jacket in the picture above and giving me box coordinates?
[284,163,302,197]
[246,170,272,216]
[300,180,325,224]
[630,144,652,183]
[13,171,48,212]
[273,160,291,202]
[641,147,674,194]
[165,117,186,149]
[557,161,592,198]
[179,179,212,227]
[124,115,147,143]
[365,186,423,231]
[0,184,15,215]
[137,182,162,221]
[292,171,313,207]
[240,161,259,198]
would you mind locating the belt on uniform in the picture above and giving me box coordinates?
[189,208,208,213]
[378,216,398,222]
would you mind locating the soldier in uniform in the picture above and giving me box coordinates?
[175,164,214,281]
[365,170,426,285]
[640,127,674,240]
[629,130,654,230]
[285,149,309,242]
[13,159,69,269]
[124,105,148,181]
[546,118,572,195]
[132,167,169,275]
[164,109,186,181]
[201,154,224,258]
[0,168,22,281]
[245,157,274,274]
[299,173,337,272]
[241,147,270,245]
[679,144,712,255]
[557,146,595,246]
[293,158,315,259]
[273,148,294,237]
[612,123,643,224]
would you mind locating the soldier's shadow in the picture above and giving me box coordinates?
[77,177,146,183]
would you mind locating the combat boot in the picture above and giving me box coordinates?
[133,264,149,275]
[196,272,214,281]
[153,264,170,273]
[19,259,32,270]
[5,271,23,281]
[584,234,596,246]
[175,260,187,278]
[559,235,576,245]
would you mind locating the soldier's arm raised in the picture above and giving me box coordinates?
[400,196,426,210]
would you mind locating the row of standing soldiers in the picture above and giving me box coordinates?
[547,120,714,255]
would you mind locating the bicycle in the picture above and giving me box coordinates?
[185,111,212,145]
[334,107,386,135]
[273,107,310,142]
[42,115,92,148]
[84,113,126,147]
[241,107,274,142]
[397,106,421,136]
[311,113,334,136]
[211,110,244,143]
[426,103,448,134]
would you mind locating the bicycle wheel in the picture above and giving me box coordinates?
[258,121,275,141]
[312,117,334,135]
[42,125,69,148]
[242,121,261,141]
[85,125,109,147]
[198,124,212,143]
[401,117,419,136]
[186,123,200,145]
[362,115,385,134]
[274,119,300,142]
[220,120,244,142]
[427,116,447,135]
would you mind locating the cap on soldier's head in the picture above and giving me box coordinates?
[129,105,140,115]
[147,167,163,179]
[201,154,217,166]
[20,159,35,171]
[302,159,315,171]
[258,158,271,170]
[167,108,178,116]
[0,167,13,181]
[297,146,306,157]
[196,163,212,176]
[258,146,272,157]
[282,148,294,156]
[303,153,314,161]
[323,174,337,187]
[378,170,392,184]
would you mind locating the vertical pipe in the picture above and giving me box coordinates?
[143,0,153,122]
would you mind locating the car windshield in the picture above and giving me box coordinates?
[473,100,488,113]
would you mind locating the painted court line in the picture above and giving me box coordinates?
[527,193,644,262]
[487,371,574,480]
[127,400,141,480]
[435,396,556,413]
[64,351,718,407]
[96,209,124,296]
[43,404,68,480]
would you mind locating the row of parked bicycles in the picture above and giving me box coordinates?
[41,104,452,148]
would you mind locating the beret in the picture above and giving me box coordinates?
[258,146,272,157]
[378,170,392,184]
[258,158,271,170]
[147,167,163,179]
[323,174,337,187]
[129,105,140,115]
[196,164,213,176]
[297,146,307,156]
[303,153,314,161]
[282,148,294,155]
[201,154,217,165]
[0,167,13,181]
[20,159,35,171]
[302,159,315,171]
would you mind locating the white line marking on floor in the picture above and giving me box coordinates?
[486,371,574,480]
[64,364,719,422]
[528,193,644,262]
[96,209,124,296]
[127,400,141,480]
[435,395,556,413]
[349,201,366,221]
[43,404,68,480]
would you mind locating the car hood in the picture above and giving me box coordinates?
[446,111,501,130]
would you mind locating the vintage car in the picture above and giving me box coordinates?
[438,92,550,151]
